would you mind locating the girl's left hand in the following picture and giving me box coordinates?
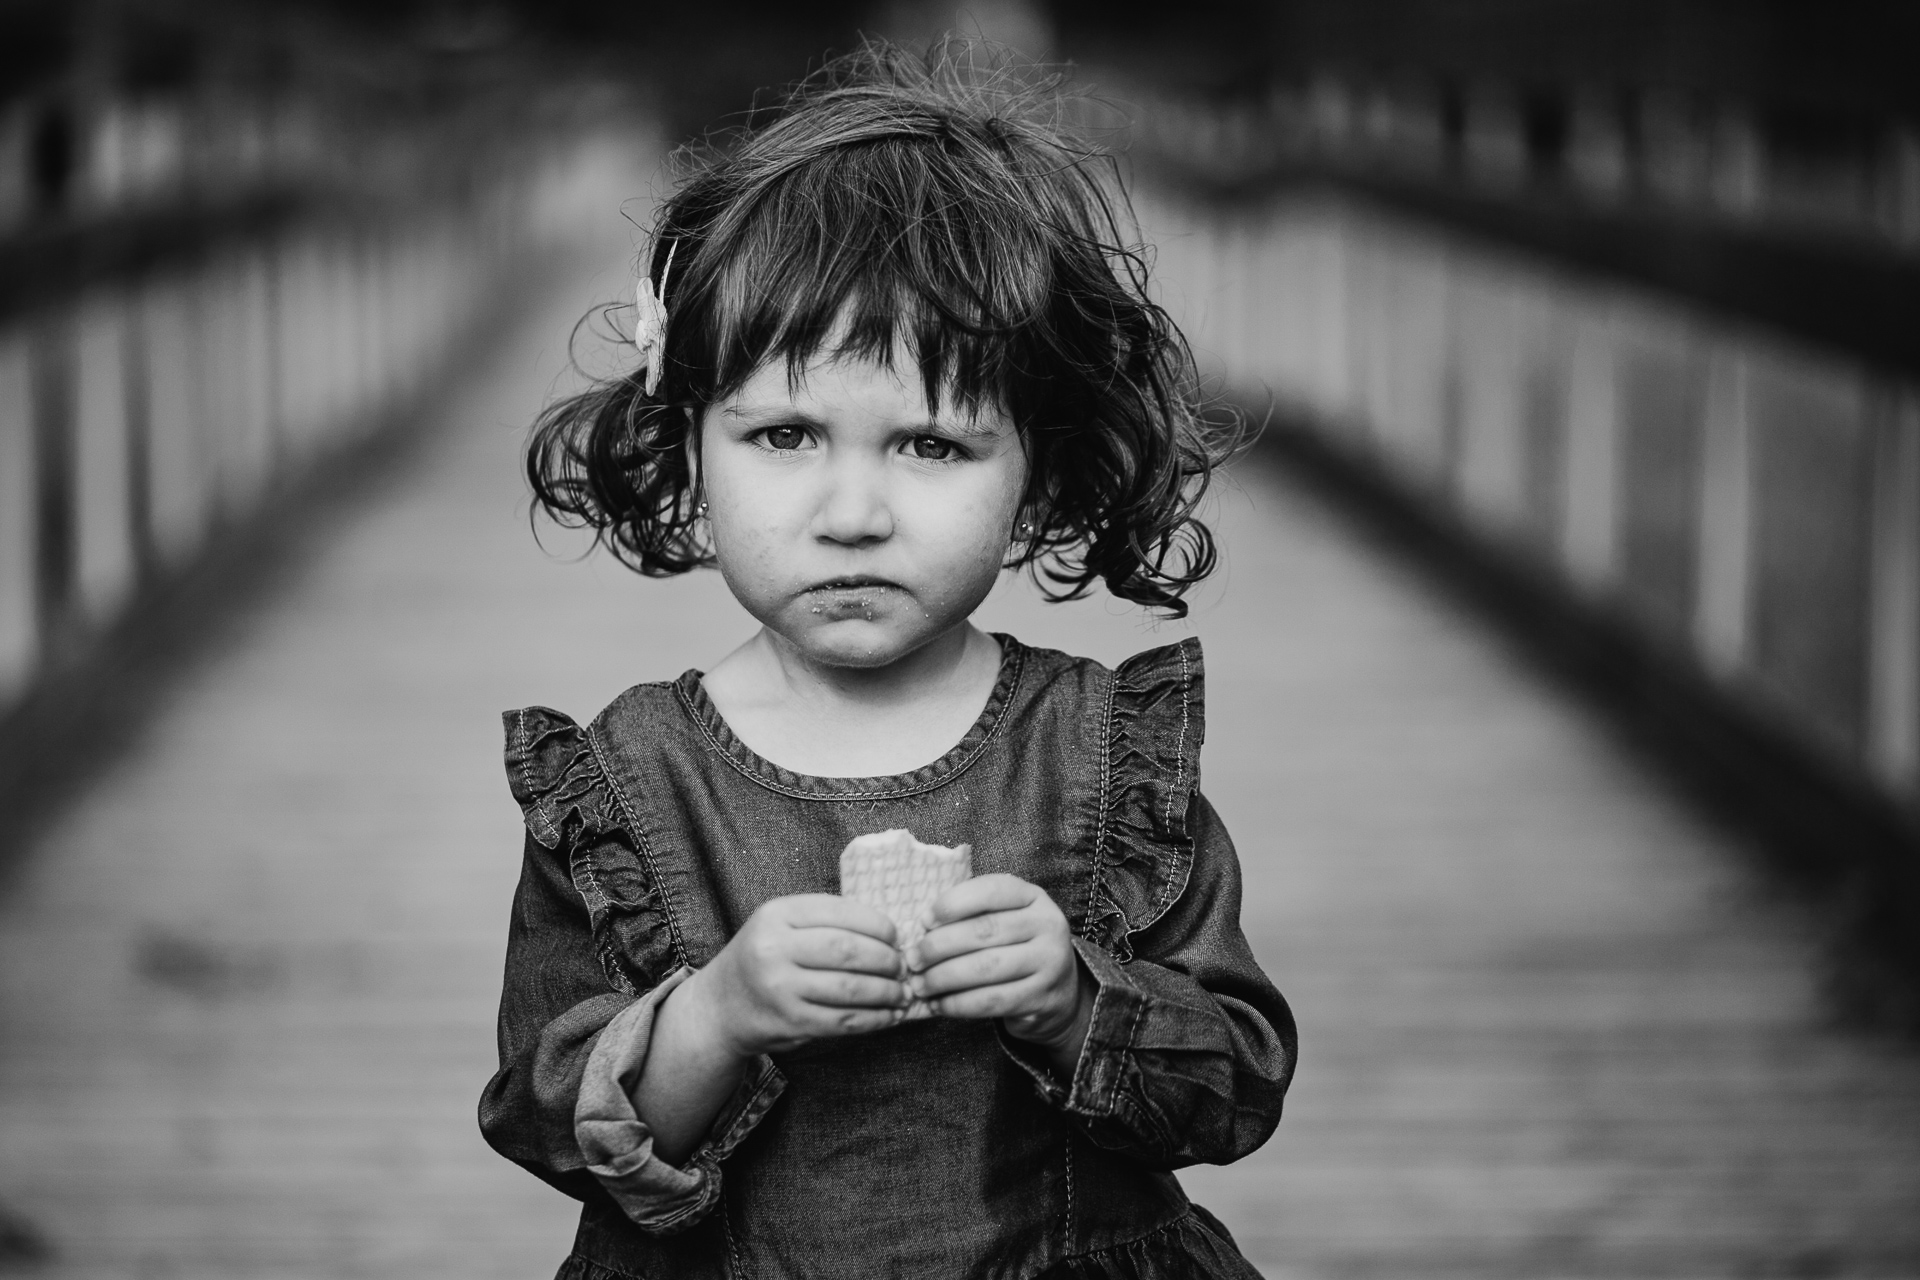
[906,874,1095,1070]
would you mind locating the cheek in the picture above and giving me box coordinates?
[942,467,1026,570]
[701,490,778,602]
[979,454,1029,540]
[699,447,784,571]
[707,505,781,583]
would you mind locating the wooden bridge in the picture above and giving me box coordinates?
[1,150,1916,1277]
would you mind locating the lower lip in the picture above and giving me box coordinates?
[806,583,899,620]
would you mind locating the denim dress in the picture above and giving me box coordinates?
[480,636,1296,1279]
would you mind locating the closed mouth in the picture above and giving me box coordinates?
[807,577,901,592]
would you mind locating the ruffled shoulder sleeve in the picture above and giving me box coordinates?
[505,706,606,851]
[1086,638,1204,961]
[502,706,685,993]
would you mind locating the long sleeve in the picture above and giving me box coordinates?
[478,706,784,1234]
[1001,793,1296,1168]
[573,969,785,1233]
[478,830,634,1203]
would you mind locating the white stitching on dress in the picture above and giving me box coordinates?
[514,711,557,847]
[722,1189,745,1277]
[1164,642,1191,838]
[1155,642,1193,921]
[676,647,1026,801]
[588,722,692,971]
[1081,672,1116,940]
[1063,1131,1076,1245]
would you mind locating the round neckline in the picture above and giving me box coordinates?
[672,634,1028,799]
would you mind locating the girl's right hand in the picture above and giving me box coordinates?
[691,894,910,1056]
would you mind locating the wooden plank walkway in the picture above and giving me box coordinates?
[1,159,1917,1279]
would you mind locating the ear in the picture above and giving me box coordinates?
[1010,503,1043,547]
[1013,481,1049,538]
[682,407,705,509]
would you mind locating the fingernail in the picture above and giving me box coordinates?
[904,945,922,972]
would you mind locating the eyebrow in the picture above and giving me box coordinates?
[720,405,1006,440]
[927,416,1004,441]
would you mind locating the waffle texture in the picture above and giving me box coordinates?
[839,829,973,1019]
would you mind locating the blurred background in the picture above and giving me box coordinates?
[1,0,1918,1276]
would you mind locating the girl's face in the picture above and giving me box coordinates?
[698,345,1028,672]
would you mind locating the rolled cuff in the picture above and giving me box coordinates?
[573,967,786,1234]
[997,938,1149,1118]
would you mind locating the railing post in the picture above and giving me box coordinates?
[1695,344,1754,678]
[122,294,158,585]
[29,314,77,655]
[0,335,34,697]
[1868,385,1920,800]
[1561,307,1620,591]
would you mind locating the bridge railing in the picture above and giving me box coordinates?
[1126,75,1920,946]
[0,208,518,694]
[0,16,564,734]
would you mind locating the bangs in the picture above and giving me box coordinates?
[675,124,1108,417]
[526,41,1228,617]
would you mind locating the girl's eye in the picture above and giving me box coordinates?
[761,426,808,451]
[907,435,958,461]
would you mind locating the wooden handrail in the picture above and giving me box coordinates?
[1146,152,1920,380]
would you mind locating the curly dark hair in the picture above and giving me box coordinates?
[527,40,1237,616]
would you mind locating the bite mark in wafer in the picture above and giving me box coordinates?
[838,829,972,1019]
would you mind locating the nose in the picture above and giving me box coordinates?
[812,457,894,546]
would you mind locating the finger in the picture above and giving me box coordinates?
[912,942,1041,999]
[912,908,1043,970]
[926,974,1053,1022]
[768,1005,909,1046]
[789,969,911,1010]
[787,927,907,977]
[769,893,899,944]
[926,873,1039,927]
[814,1006,909,1038]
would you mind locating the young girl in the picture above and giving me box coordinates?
[480,45,1296,1280]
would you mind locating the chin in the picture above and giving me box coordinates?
[789,621,931,670]
[807,636,916,669]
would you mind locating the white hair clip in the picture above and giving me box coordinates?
[634,240,676,396]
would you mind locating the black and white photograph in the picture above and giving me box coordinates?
[0,1,1917,1276]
